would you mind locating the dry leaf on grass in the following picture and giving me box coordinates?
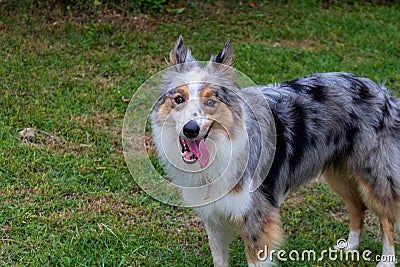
[19,128,37,141]
[121,95,130,103]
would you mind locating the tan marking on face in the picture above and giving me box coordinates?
[156,97,173,124]
[210,106,235,138]
[199,86,216,99]
[156,85,190,124]
[201,104,235,139]
[198,85,237,138]
[170,85,190,112]
[176,85,189,100]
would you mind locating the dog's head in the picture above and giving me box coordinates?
[152,36,244,169]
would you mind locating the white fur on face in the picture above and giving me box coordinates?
[172,82,211,139]
[173,83,201,136]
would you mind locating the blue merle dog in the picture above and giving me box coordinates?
[151,36,400,266]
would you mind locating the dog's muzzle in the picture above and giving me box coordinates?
[182,120,200,139]
[179,121,213,168]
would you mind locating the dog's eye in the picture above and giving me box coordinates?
[174,96,185,104]
[204,99,216,107]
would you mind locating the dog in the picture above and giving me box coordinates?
[151,36,400,266]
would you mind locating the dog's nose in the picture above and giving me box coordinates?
[183,120,200,139]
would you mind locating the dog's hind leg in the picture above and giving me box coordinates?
[323,166,366,250]
[204,220,236,267]
[354,175,398,267]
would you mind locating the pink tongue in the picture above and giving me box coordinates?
[186,139,210,168]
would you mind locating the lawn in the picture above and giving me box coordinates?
[1,1,400,266]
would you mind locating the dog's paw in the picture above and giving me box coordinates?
[333,243,358,251]
[248,259,276,267]
[345,242,359,251]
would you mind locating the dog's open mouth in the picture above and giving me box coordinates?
[179,137,210,168]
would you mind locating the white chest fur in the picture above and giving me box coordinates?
[193,181,253,224]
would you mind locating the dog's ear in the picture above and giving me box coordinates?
[211,40,233,66]
[169,35,196,65]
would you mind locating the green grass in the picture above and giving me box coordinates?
[1,1,400,266]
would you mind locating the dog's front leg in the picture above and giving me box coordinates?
[241,208,283,267]
[204,220,236,267]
